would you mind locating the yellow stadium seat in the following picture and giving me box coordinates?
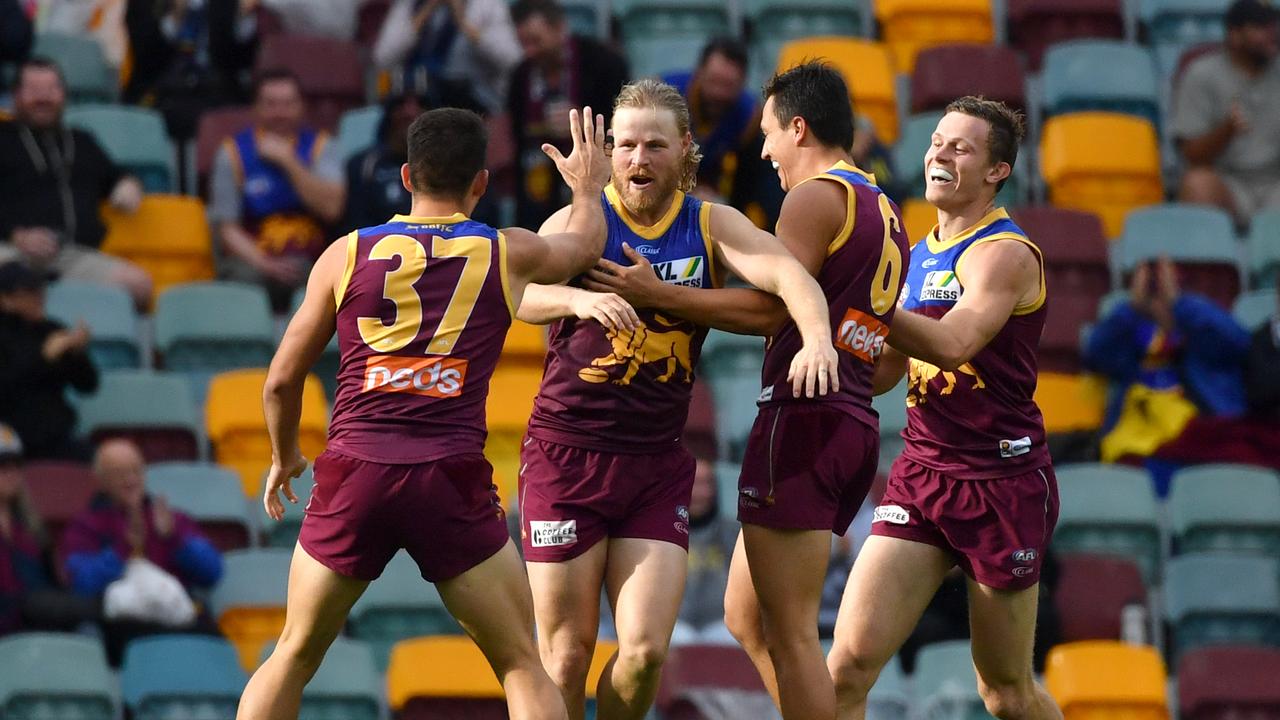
[220,608,287,672]
[101,195,215,305]
[484,363,545,506]
[206,369,329,495]
[1040,113,1162,239]
[1035,372,1106,434]
[1046,641,1169,719]
[776,38,900,144]
[502,320,548,361]
[900,198,935,246]
[875,0,994,73]
[586,640,619,697]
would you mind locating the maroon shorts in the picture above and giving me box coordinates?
[871,457,1060,591]
[737,404,879,535]
[518,437,696,562]
[299,450,509,583]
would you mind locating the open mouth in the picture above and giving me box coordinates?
[628,176,655,190]
[928,167,955,185]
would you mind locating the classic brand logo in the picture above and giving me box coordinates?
[362,355,468,397]
[835,307,889,363]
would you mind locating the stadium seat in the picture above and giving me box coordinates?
[1040,112,1163,238]
[655,644,769,718]
[1141,0,1228,76]
[1163,553,1280,660]
[1044,641,1169,718]
[22,461,98,540]
[910,44,1026,115]
[1034,372,1106,435]
[874,0,994,73]
[355,0,391,46]
[1247,209,1280,288]
[502,320,549,362]
[1013,207,1111,373]
[147,462,255,552]
[776,37,900,144]
[336,105,382,162]
[873,376,909,441]
[75,370,201,462]
[1169,464,1280,556]
[0,633,116,720]
[121,635,247,719]
[1042,41,1161,129]
[612,0,731,80]
[259,638,381,720]
[1118,204,1242,309]
[1234,289,1277,330]
[1054,554,1148,642]
[1053,464,1162,583]
[45,280,141,370]
[685,377,717,450]
[290,287,341,399]
[866,656,911,720]
[32,33,116,103]
[211,549,293,671]
[155,282,275,383]
[701,330,766,462]
[64,105,175,192]
[899,197,936,244]
[194,105,253,195]
[206,369,329,495]
[895,113,943,199]
[743,0,867,89]
[912,640,988,719]
[255,35,365,131]
[100,195,216,301]
[349,552,462,670]
[1006,0,1125,71]
[385,635,509,718]
[485,363,545,506]
[263,465,315,549]
[1178,645,1280,720]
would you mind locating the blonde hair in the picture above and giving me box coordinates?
[613,78,703,193]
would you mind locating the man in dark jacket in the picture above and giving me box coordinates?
[0,261,98,461]
[508,0,628,227]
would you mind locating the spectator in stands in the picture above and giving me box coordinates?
[1084,257,1250,462]
[1245,280,1280,421]
[0,58,152,307]
[343,90,427,230]
[0,262,97,462]
[373,0,522,115]
[507,0,628,227]
[678,446,737,632]
[59,438,222,664]
[36,0,127,73]
[0,0,33,103]
[1174,0,1280,225]
[123,0,260,140]
[260,0,363,40]
[208,69,344,310]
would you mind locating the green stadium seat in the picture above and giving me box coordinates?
[64,105,176,192]
[32,33,116,103]
[744,0,867,89]
[865,656,910,720]
[45,280,141,370]
[291,286,341,399]
[1234,290,1276,330]
[562,0,607,37]
[700,330,767,463]
[147,462,255,552]
[0,633,116,720]
[1118,204,1242,309]
[612,0,730,79]
[259,638,381,720]
[1247,209,1280,288]
[335,106,382,162]
[350,551,463,670]
[873,376,908,439]
[1053,464,1162,583]
[1042,41,1162,129]
[894,112,944,199]
[1140,0,1227,76]
[121,635,247,720]
[155,282,275,385]
[213,549,293,670]
[1163,554,1280,660]
[1170,465,1280,556]
[264,465,315,549]
[75,370,201,462]
[913,640,991,720]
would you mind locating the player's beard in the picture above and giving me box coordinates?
[613,167,681,216]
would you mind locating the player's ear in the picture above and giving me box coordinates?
[470,169,490,201]
[987,160,1012,188]
[790,115,806,144]
[400,163,413,193]
[683,130,693,154]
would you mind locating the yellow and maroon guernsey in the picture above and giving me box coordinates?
[326,213,514,463]
[757,161,911,431]
[898,208,1051,479]
[526,186,717,453]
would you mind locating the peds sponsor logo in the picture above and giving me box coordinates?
[652,256,705,288]
[835,308,889,363]
[530,520,578,547]
[920,271,962,302]
[363,355,468,397]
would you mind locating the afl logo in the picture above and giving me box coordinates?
[1012,548,1038,564]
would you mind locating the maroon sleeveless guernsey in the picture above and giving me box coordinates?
[326,213,514,463]
[898,208,1052,479]
[758,162,911,431]
[526,186,717,453]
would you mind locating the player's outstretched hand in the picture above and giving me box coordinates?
[264,453,308,521]
[569,290,640,331]
[542,105,610,196]
[788,341,840,398]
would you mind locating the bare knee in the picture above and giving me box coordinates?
[614,639,668,684]
[542,636,595,688]
[978,678,1036,720]
[724,596,765,654]
[828,645,882,703]
[274,625,332,674]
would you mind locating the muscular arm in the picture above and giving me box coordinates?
[514,206,586,323]
[887,239,1039,371]
[504,186,607,308]
[873,344,909,395]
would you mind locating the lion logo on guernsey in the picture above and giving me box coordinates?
[906,358,985,407]
[363,356,468,397]
[578,313,694,386]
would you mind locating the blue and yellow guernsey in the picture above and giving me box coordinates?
[528,185,719,453]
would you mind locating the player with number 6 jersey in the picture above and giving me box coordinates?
[238,106,612,720]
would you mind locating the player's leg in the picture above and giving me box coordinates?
[827,536,953,720]
[526,542,609,720]
[438,540,570,720]
[967,579,1061,720]
[722,531,780,703]
[237,545,369,720]
[595,537,688,720]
